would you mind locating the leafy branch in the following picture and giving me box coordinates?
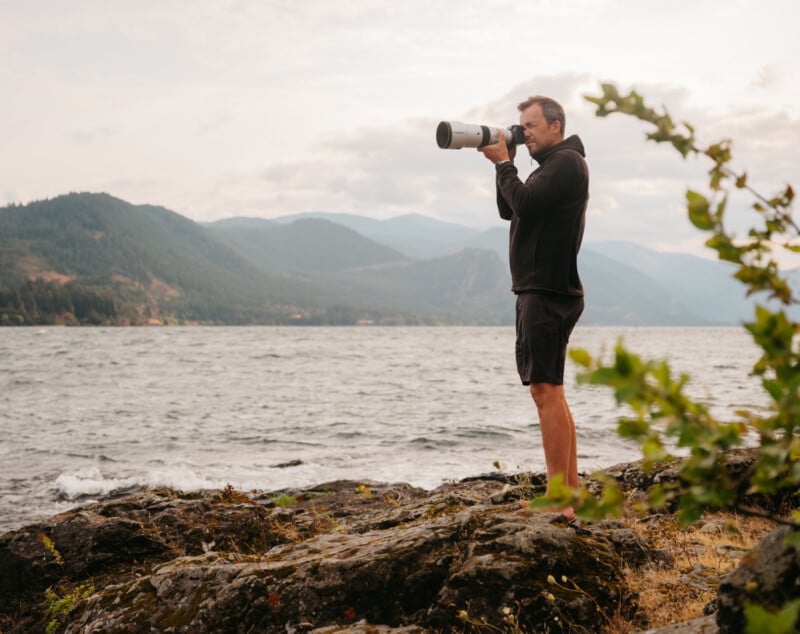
[540,83,799,530]
[586,83,797,304]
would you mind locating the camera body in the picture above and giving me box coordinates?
[436,121,525,150]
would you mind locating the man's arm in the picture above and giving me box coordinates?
[478,129,516,221]
[497,152,582,220]
[497,178,514,220]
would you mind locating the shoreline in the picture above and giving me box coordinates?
[2,449,795,633]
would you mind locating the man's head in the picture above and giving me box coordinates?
[517,96,565,156]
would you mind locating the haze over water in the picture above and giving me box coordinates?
[0,326,767,533]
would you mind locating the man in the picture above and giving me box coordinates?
[478,95,588,520]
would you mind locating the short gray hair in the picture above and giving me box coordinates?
[517,96,565,136]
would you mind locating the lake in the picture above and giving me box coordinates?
[0,325,767,532]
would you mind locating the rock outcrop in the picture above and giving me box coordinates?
[716,524,800,634]
[1,449,796,633]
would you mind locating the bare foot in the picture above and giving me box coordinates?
[516,499,576,522]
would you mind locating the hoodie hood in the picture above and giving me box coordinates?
[532,134,586,164]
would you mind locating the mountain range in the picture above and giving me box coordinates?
[0,192,782,326]
[243,210,779,326]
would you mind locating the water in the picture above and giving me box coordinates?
[0,326,767,533]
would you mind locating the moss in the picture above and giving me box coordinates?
[41,582,94,634]
[270,493,299,508]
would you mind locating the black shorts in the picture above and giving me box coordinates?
[515,292,584,386]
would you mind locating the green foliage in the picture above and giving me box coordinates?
[568,342,751,525]
[566,83,800,528]
[579,82,800,632]
[530,472,624,519]
[744,599,800,634]
[42,583,94,634]
[270,493,298,508]
[586,83,798,304]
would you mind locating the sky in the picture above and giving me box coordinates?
[2,0,799,256]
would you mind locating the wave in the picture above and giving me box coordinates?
[454,427,515,440]
[53,467,226,501]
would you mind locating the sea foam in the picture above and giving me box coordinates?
[54,467,225,501]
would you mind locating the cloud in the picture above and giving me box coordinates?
[255,119,471,221]
[752,64,781,90]
[176,71,799,258]
[70,126,120,145]
[2,1,798,257]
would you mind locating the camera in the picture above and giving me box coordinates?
[436,121,525,150]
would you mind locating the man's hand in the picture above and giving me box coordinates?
[478,129,515,164]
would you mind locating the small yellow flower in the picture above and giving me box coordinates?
[547,574,556,585]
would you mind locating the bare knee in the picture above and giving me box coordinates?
[529,382,563,409]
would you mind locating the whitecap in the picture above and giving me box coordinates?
[54,469,139,501]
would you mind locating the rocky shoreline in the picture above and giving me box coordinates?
[1,449,797,633]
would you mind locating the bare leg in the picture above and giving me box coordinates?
[563,396,579,489]
[529,382,578,518]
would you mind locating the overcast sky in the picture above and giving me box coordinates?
[2,0,798,255]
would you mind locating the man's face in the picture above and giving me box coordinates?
[520,104,562,156]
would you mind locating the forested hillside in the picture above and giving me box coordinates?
[2,192,776,327]
[0,193,513,325]
[0,193,332,325]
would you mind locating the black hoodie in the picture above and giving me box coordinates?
[495,134,588,296]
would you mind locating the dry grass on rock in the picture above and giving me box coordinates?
[611,511,777,632]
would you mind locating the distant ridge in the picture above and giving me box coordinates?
[266,210,773,325]
[207,217,408,274]
[1,191,780,326]
[206,214,511,324]
[585,241,761,324]
[272,211,482,259]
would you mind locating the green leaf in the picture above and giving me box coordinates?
[647,483,672,510]
[642,438,666,462]
[617,418,651,439]
[705,233,742,264]
[744,599,800,634]
[585,367,620,387]
[530,473,574,510]
[569,348,592,368]
[763,379,784,403]
[785,531,800,549]
[686,190,714,230]
[584,81,800,532]
[736,172,748,188]
[677,495,704,527]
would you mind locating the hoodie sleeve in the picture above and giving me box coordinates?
[496,152,583,220]
[497,172,514,221]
